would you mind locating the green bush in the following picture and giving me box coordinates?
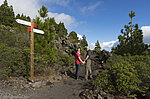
[94,55,150,97]
[56,51,74,67]
[61,55,74,67]
[0,43,30,79]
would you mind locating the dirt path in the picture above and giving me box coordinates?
[30,65,88,99]
[30,78,88,99]
[0,65,92,99]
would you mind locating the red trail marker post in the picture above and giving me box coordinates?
[16,19,44,82]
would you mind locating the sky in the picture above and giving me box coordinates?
[1,0,150,51]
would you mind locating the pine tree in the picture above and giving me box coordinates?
[0,0,15,26]
[16,13,30,21]
[38,5,48,21]
[129,10,135,32]
[112,11,148,55]
[68,31,79,43]
[56,22,68,37]
[34,17,57,65]
[80,35,88,48]
[95,40,101,52]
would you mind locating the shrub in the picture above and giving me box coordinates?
[94,55,150,97]
[58,52,74,67]
[0,43,30,79]
[61,55,74,67]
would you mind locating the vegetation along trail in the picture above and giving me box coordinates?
[0,0,150,99]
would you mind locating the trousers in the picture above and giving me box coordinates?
[75,63,81,79]
[85,60,92,79]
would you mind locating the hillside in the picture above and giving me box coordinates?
[0,0,150,99]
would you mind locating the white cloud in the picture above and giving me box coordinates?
[97,26,150,51]
[89,26,150,51]
[94,26,150,51]
[80,1,101,13]
[48,12,76,29]
[101,40,118,49]
[0,0,76,29]
[0,0,39,18]
[77,33,82,40]
[89,43,95,50]
[141,26,150,44]
[89,40,118,51]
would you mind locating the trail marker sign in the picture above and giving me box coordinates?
[27,27,44,34]
[16,19,37,27]
[16,19,44,81]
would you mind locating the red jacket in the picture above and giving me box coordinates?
[75,52,81,64]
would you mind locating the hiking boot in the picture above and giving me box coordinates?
[76,77,79,80]
[90,75,92,79]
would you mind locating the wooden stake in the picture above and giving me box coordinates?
[16,19,44,82]
[30,20,34,81]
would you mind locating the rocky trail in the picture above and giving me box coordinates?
[30,78,88,99]
[0,79,88,99]
[0,65,98,99]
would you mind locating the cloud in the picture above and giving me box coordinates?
[89,26,150,51]
[77,33,82,40]
[101,40,118,49]
[89,40,119,51]
[0,0,77,29]
[80,1,101,13]
[43,0,70,7]
[97,26,150,51]
[0,0,39,18]
[141,26,150,44]
[48,12,76,29]
[89,43,95,50]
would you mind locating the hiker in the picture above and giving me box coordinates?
[84,46,92,80]
[75,47,85,80]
